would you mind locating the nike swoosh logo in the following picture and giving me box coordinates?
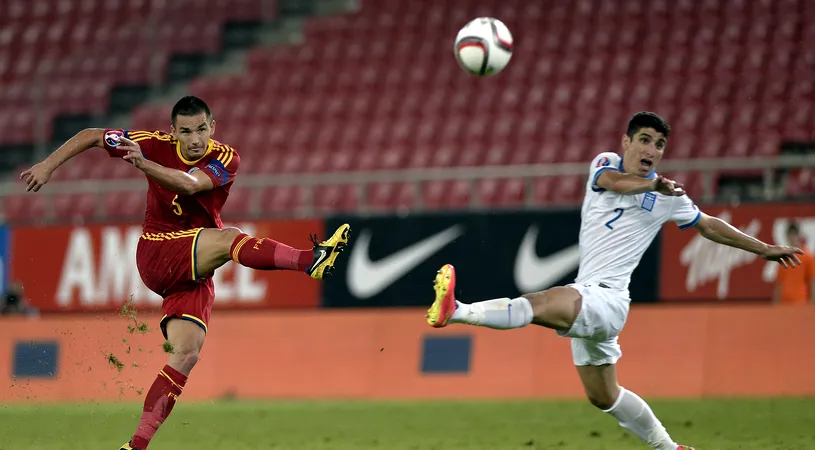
[313,249,328,267]
[513,225,581,293]
[347,225,465,299]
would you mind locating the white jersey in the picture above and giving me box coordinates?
[574,152,701,298]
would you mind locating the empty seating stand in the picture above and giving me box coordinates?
[4,0,814,221]
[0,0,276,145]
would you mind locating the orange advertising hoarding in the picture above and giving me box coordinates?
[11,220,322,312]
[660,203,815,301]
[2,305,814,404]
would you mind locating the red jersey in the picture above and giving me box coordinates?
[102,129,240,233]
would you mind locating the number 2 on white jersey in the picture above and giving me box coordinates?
[605,208,624,230]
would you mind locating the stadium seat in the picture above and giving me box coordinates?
[137,0,810,177]
[260,186,305,215]
[220,186,255,219]
[0,0,278,145]
[367,182,415,211]
[5,0,813,220]
[53,193,98,222]
[314,185,361,213]
[2,193,48,223]
[103,191,146,220]
[785,168,815,197]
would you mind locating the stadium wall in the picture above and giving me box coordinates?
[9,203,815,313]
[2,305,815,403]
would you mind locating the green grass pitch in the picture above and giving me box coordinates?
[2,399,814,449]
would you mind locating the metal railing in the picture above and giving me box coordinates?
[4,154,815,223]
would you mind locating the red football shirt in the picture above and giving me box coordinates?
[102,129,240,233]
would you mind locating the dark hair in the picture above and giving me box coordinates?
[787,220,800,235]
[171,96,212,125]
[626,111,670,138]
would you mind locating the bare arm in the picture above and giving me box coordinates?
[694,213,804,268]
[120,138,214,196]
[596,171,686,196]
[20,128,106,191]
[136,159,214,195]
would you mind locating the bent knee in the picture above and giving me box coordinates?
[202,227,244,258]
[170,347,201,373]
[586,388,620,411]
[526,287,582,330]
[216,227,244,245]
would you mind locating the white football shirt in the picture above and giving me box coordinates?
[574,152,702,298]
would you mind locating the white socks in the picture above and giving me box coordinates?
[450,299,676,449]
[604,388,678,450]
[449,297,534,329]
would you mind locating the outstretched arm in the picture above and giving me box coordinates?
[120,138,214,196]
[596,171,686,196]
[694,213,804,268]
[20,128,107,192]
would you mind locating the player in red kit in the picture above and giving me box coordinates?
[20,96,351,449]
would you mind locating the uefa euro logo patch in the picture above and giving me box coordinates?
[596,156,611,167]
[104,130,124,147]
[641,192,656,211]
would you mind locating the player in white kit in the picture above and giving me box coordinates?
[425,112,804,450]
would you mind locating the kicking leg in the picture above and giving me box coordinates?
[427,264,580,331]
[125,319,204,450]
[577,363,688,450]
[193,223,350,280]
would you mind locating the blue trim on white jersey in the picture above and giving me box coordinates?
[678,211,702,230]
[591,167,619,192]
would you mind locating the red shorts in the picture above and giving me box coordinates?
[136,228,214,339]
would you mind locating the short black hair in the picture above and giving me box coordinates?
[787,220,800,235]
[171,96,212,125]
[626,111,670,138]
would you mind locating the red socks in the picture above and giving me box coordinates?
[230,234,313,271]
[131,365,187,449]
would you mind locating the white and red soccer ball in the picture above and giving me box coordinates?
[454,17,514,77]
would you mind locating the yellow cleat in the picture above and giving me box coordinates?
[307,223,351,280]
[426,264,457,328]
[119,442,136,450]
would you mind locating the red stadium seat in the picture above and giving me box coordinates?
[0,0,277,145]
[3,194,49,223]
[366,182,415,211]
[260,186,305,215]
[220,186,254,219]
[103,191,146,219]
[6,0,813,218]
[422,180,471,210]
[786,169,815,197]
[476,178,526,208]
[314,185,361,213]
[53,193,98,222]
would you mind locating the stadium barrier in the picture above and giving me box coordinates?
[9,203,815,314]
[660,202,815,301]
[11,219,322,313]
[2,304,814,403]
[3,154,815,220]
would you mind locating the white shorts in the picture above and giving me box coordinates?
[557,283,630,366]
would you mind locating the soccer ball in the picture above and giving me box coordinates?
[453,17,514,76]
